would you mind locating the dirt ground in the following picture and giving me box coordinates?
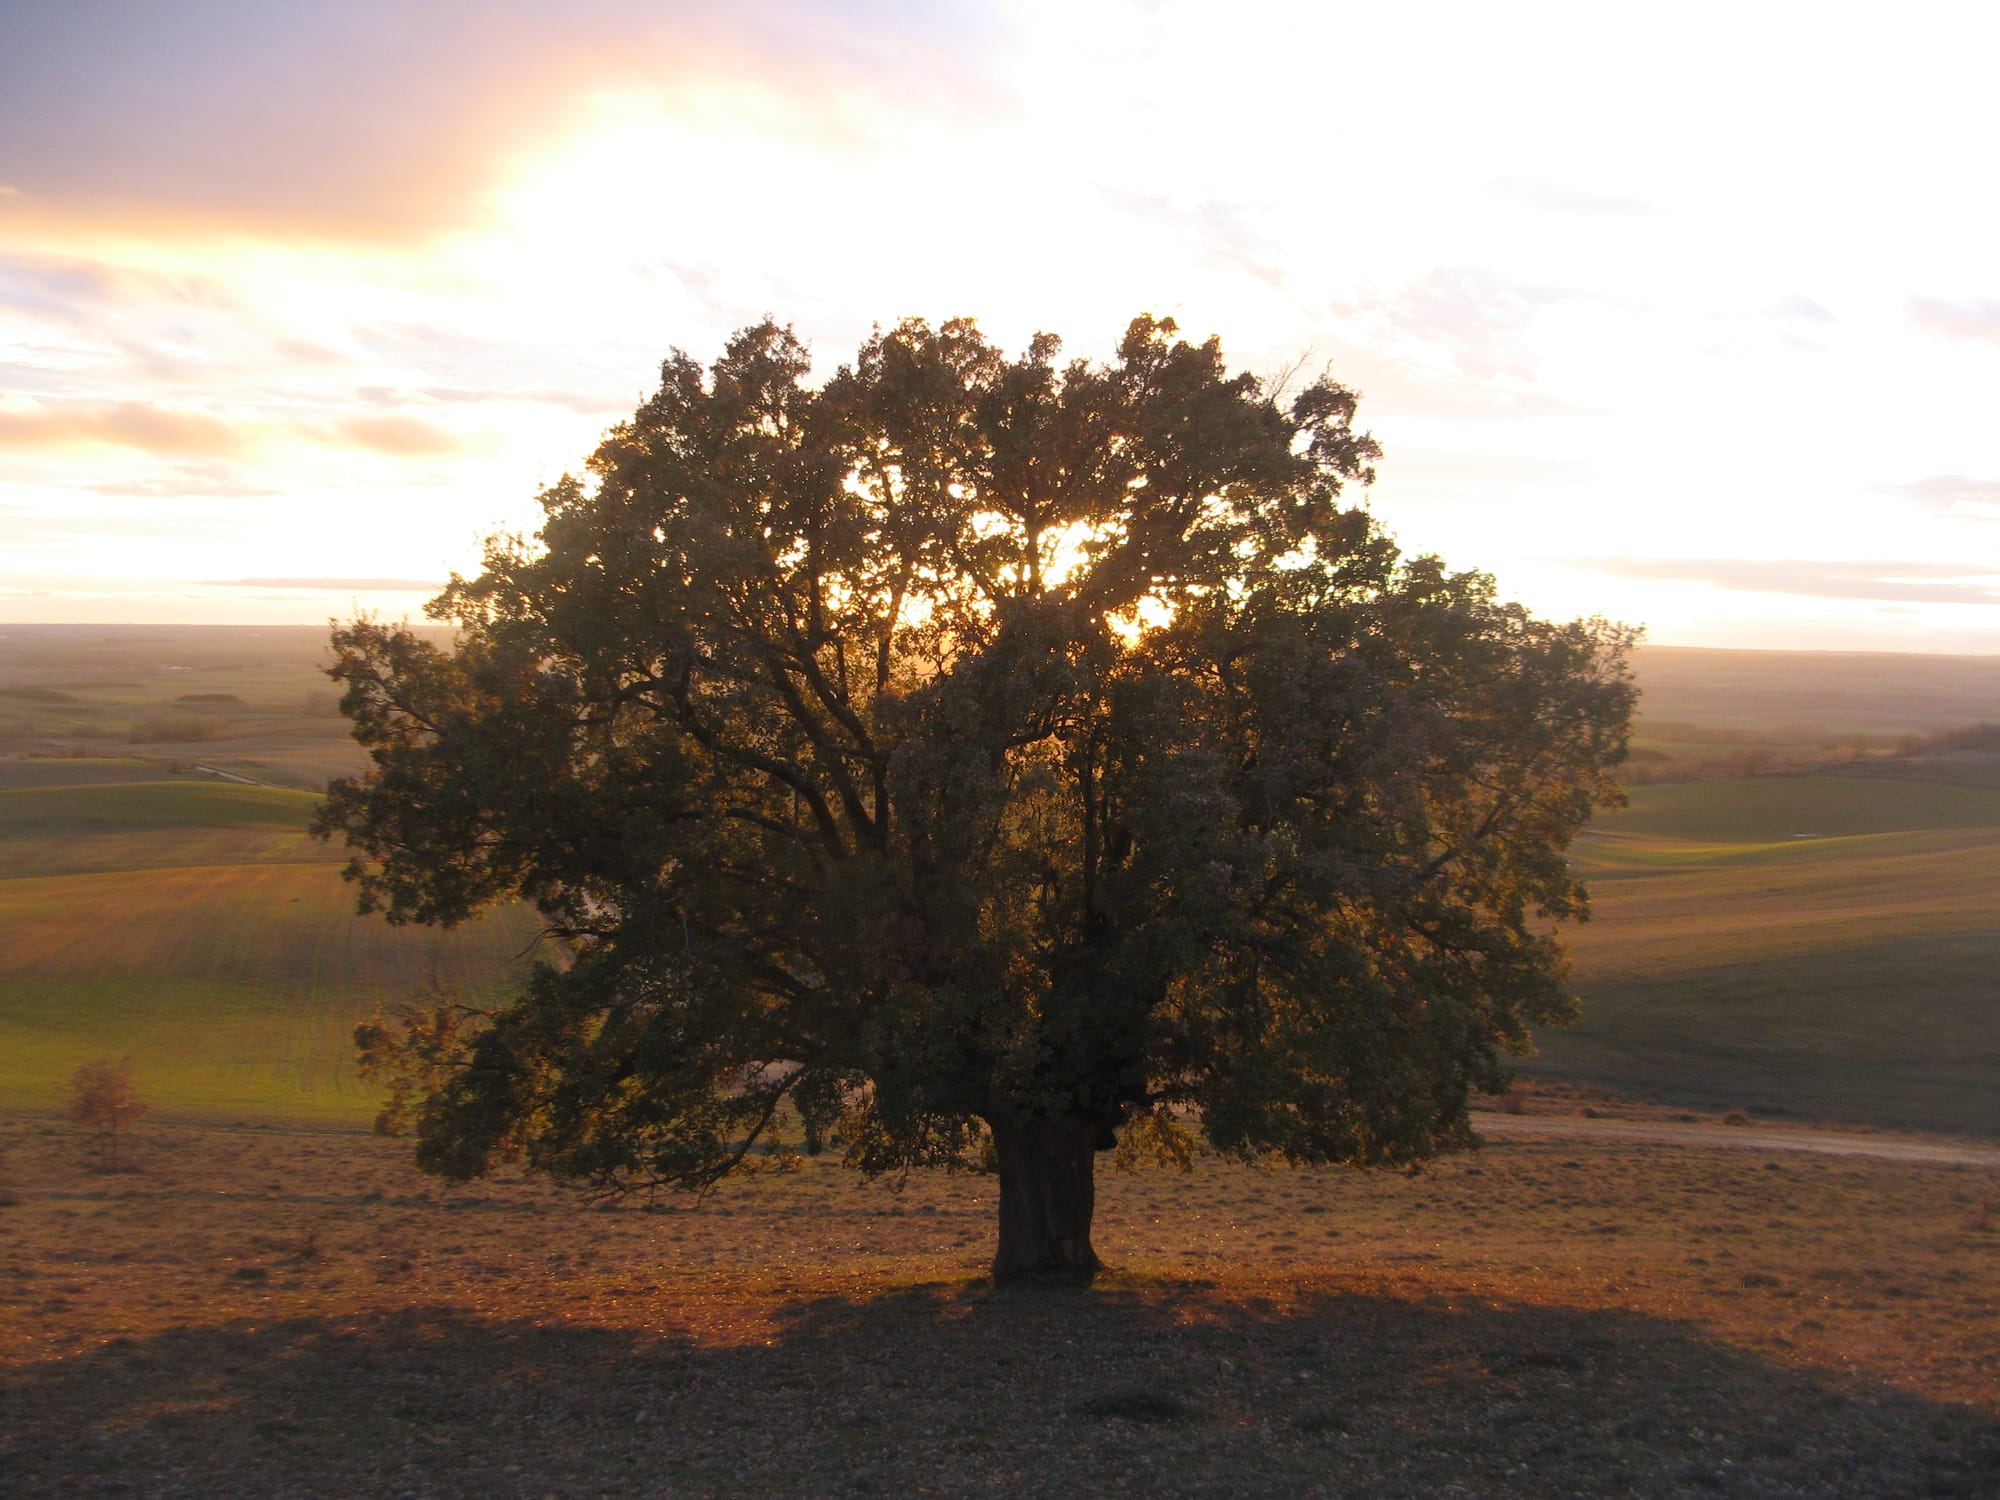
[2,1109,1996,1498]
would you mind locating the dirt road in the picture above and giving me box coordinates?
[1473,1110,2000,1167]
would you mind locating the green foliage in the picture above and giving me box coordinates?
[316,314,1634,1209]
[354,985,481,1141]
[1112,1106,1199,1172]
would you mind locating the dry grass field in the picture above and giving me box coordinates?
[1,1107,1996,1498]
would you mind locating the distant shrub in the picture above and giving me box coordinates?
[174,692,246,706]
[66,1058,151,1171]
[1924,723,2000,754]
[1619,746,1816,786]
[0,686,78,703]
[130,712,217,743]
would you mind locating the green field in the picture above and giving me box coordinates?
[7,764,1993,1134]
[1531,773,2000,1134]
[1,629,1996,1135]
[0,769,538,1121]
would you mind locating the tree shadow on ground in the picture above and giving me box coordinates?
[3,1281,1995,1498]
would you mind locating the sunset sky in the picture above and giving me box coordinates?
[3,0,1997,651]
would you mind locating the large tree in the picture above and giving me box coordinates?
[319,315,1634,1278]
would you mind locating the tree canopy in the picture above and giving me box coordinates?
[319,314,1634,1277]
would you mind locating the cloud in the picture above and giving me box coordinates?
[1494,175,1651,217]
[0,251,234,310]
[354,323,633,396]
[0,257,246,392]
[0,507,235,541]
[323,414,468,457]
[0,1,1004,243]
[1098,188,1290,290]
[207,577,445,591]
[0,254,122,315]
[1892,475,2000,516]
[1907,296,2000,345]
[0,402,251,457]
[1769,294,1834,324]
[0,250,341,397]
[1342,363,1585,422]
[0,401,467,458]
[425,385,626,415]
[88,463,281,500]
[1379,266,1574,386]
[355,383,628,416]
[1575,557,2000,606]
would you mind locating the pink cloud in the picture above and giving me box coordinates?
[0,402,467,458]
[1577,557,2000,606]
[327,414,468,457]
[1907,297,2000,345]
[0,402,251,457]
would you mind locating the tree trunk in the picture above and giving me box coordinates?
[989,1116,1103,1280]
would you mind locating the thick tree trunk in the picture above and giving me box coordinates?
[989,1116,1104,1280]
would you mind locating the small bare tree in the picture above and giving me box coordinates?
[66,1058,149,1172]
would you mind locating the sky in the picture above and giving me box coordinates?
[2,0,1998,653]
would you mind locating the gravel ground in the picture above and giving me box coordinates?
[2,1112,1996,1498]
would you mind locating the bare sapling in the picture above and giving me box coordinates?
[66,1058,150,1172]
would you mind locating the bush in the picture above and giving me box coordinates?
[66,1058,150,1171]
